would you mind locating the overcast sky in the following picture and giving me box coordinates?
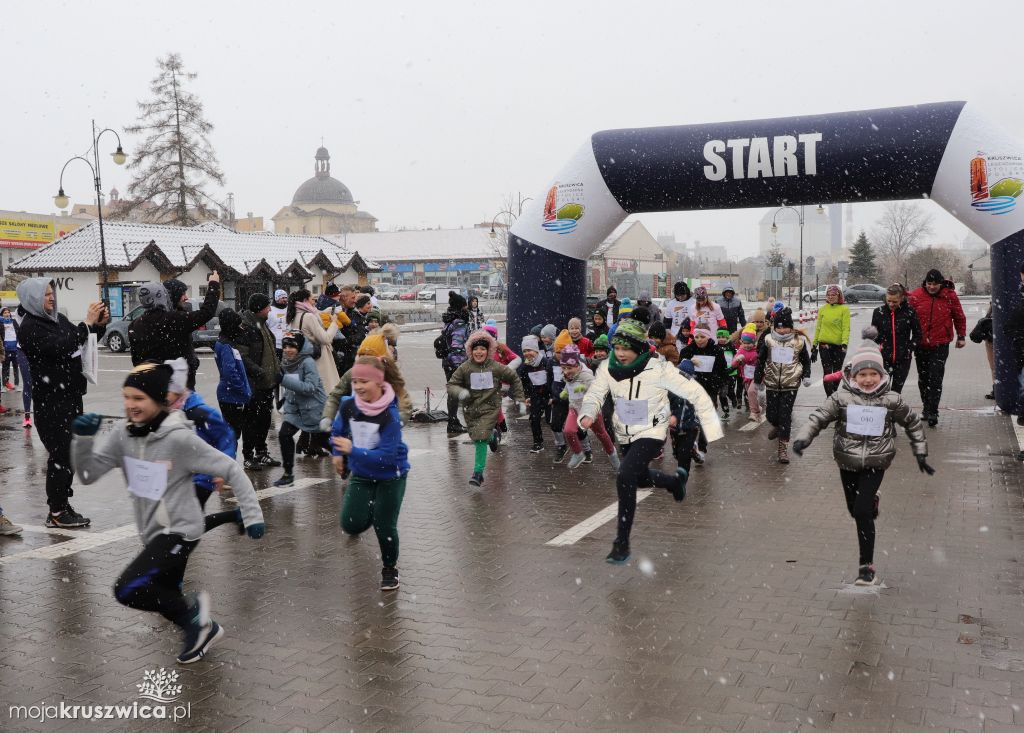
[3,1,1019,259]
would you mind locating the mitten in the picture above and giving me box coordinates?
[791,438,809,456]
[810,345,818,363]
[72,413,102,436]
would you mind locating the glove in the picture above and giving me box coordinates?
[319,417,333,433]
[791,438,809,456]
[72,413,102,436]
[916,455,935,475]
[802,377,811,388]
[810,346,818,363]
[246,522,266,539]
[457,388,470,401]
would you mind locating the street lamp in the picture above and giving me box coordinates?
[771,204,823,305]
[54,119,128,299]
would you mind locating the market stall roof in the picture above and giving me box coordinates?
[9,220,380,276]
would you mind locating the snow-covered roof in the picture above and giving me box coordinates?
[325,227,505,263]
[592,221,644,257]
[9,220,380,276]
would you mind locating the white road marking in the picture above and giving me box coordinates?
[737,420,762,432]
[221,477,332,503]
[546,490,653,546]
[16,524,87,538]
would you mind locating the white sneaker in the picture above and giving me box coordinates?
[567,452,586,469]
[0,514,23,535]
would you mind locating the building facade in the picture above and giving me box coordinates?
[272,147,378,236]
[587,221,669,298]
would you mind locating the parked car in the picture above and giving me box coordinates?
[422,285,469,303]
[103,305,146,352]
[843,283,887,303]
[375,284,400,300]
[399,284,427,301]
[188,298,230,350]
[802,284,834,303]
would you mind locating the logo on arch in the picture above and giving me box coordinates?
[970,152,1023,216]
[542,182,585,234]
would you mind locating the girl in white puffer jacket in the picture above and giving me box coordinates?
[578,319,723,564]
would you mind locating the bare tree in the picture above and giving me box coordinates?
[872,202,933,281]
[118,53,225,226]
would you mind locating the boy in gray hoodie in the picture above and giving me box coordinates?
[72,362,266,664]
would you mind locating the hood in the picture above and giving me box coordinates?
[164,279,188,307]
[142,409,193,441]
[442,310,466,325]
[720,283,735,295]
[464,329,497,358]
[16,277,57,322]
[840,369,890,398]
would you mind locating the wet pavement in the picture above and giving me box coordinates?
[2,301,1024,732]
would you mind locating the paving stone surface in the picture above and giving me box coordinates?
[1,301,1023,732]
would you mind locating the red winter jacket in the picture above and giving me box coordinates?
[906,281,966,349]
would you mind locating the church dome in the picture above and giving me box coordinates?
[291,146,354,205]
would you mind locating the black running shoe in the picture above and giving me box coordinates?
[273,473,294,488]
[530,442,544,453]
[468,471,484,487]
[243,457,263,471]
[583,451,593,464]
[257,453,282,468]
[605,541,630,564]
[178,621,224,664]
[854,564,878,586]
[380,566,400,591]
[46,507,90,529]
[927,416,938,428]
[673,468,688,502]
[447,423,467,435]
[488,429,500,453]
[553,445,569,464]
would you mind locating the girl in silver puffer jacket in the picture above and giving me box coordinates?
[791,328,933,587]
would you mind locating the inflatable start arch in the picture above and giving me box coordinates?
[507,102,1024,412]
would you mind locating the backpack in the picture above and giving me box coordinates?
[298,313,323,360]
[434,326,450,359]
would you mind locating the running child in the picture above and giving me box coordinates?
[331,355,411,591]
[754,308,811,464]
[578,320,722,564]
[518,334,553,453]
[792,330,933,585]
[71,362,265,664]
[275,332,328,488]
[668,359,701,483]
[447,330,526,486]
[717,328,739,412]
[732,327,762,423]
[560,345,619,470]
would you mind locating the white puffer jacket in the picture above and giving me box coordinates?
[578,356,724,445]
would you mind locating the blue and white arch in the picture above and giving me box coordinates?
[508,101,1024,412]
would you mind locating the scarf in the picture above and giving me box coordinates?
[295,300,317,314]
[772,331,795,343]
[127,410,168,437]
[355,382,395,417]
[607,348,652,382]
[528,351,543,367]
[281,352,304,373]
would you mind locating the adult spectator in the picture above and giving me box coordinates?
[811,285,851,396]
[716,284,746,332]
[970,303,994,400]
[163,279,202,389]
[437,291,470,434]
[907,269,966,427]
[288,288,341,392]
[870,284,921,394]
[664,281,694,337]
[335,286,368,373]
[595,286,620,326]
[268,289,290,358]
[16,278,108,528]
[129,272,221,390]
[238,293,281,470]
[316,283,341,310]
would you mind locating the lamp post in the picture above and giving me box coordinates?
[771,204,823,306]
[490,194,532,297]
[54,120,127,300]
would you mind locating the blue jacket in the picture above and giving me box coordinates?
[183,391,237,491]
[214,339,252,405]
[281,352,327,433]
[331,396,409,481]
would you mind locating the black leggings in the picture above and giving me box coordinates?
[915,345,950,416]
[279,421,301,472]
[672,428,700,474]
[527,394,547,443]
[616,438,680,545]
[765,389,798,440]
[886,359,912,394]
[819,344,846,396]
[219,402,246,451]
[839,468,885,565]
[114,533,199,628]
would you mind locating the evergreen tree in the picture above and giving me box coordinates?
[848,231,878,282]
[119,53,225,226]
[761,243,785,298]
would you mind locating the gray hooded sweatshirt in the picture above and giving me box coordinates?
[72,411,264,544]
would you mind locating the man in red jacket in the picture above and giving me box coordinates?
[907,269,966,427]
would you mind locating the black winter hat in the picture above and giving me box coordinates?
[218,308,243,339]
[448,291,468,311]
[282,331,306,351]
[606,285,617,296]
[631,306,651,325]
[164,279,188,305]
[673,281,690,298]
[924,269,944,285]
[648,321,667,340]
[248,293,271,312]
[123,362,173,404]
[325,283,340,297]
[773,307,794,330]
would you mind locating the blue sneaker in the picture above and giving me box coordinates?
[178,620,224,664]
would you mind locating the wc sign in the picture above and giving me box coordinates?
[703,133,822,181]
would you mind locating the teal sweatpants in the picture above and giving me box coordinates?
[340,475,407,568]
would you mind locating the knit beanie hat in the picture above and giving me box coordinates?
[218,307,243,339]
[631,306,651,325]
[740,330,755,344]
[248,293,271,312]
[716,328,731,340]
[164,279,188,306]
[164,358,188,395]
[773,308,794,329]
[618,298,634,319]
[607,285,617,297]
[924,268,944,285]
[612,318,648,353]
[123,361,173,404]
[274,289,288,301]
[560,345,581,366]
[282,331,306,351]
[521,334,540,353]
[357,333,389,358]
[483,323,498,338]
[693,327,714,340]
[530,323,543,337]
[554,329,572,354]
[772,300,785,314]
[678,359,695,378]
[648,321,667,340]
[673,281,690,298]
[593,333,610,351]
[448,291,468,311]
[325,283,340,296]
[846,327,886,377]
[138,282,170,312]
[540,324,558,341]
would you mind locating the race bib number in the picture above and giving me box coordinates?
[743,364,756,380]
[615,398,648,426]
[692,355,715,373]
[528,370,548,386]
[350,420,381,450]
[552,366,563,382]
[846,405,886,436]
[470,371,494,390]
[123,456,169,501]
[771,346,795,364]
